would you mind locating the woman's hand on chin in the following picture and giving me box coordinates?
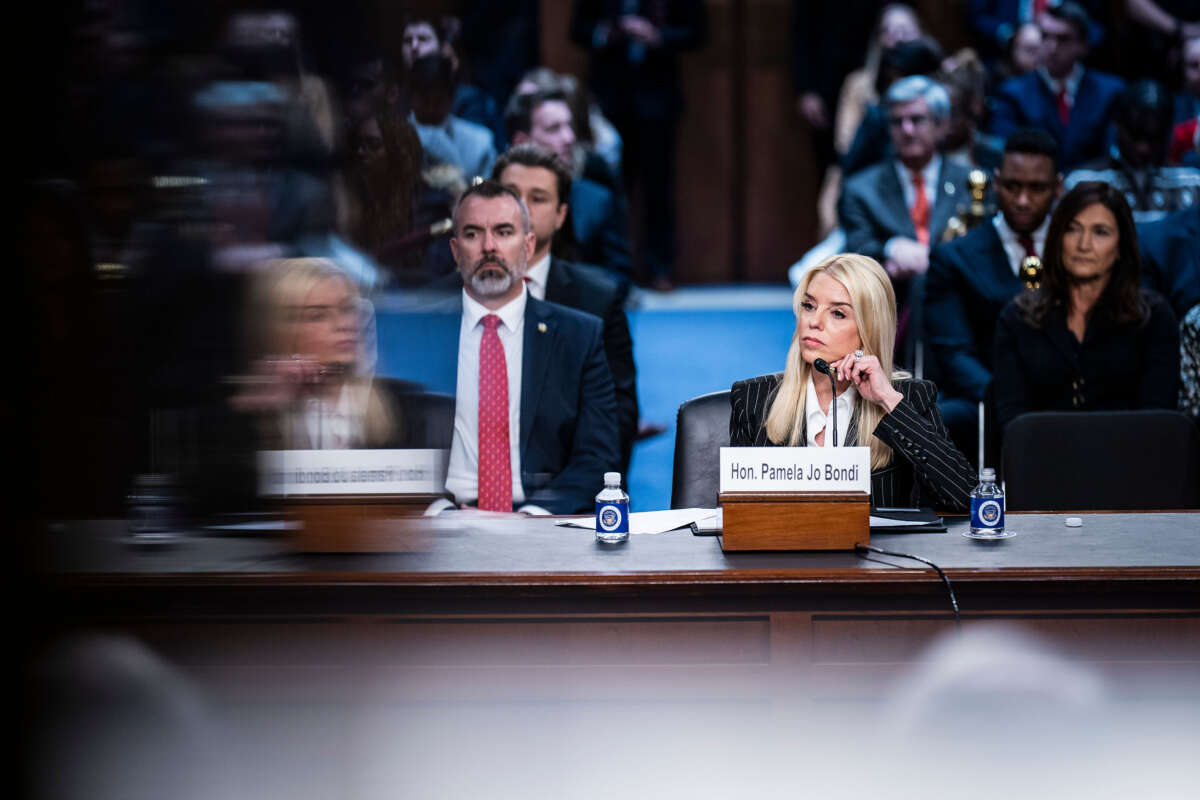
[832,352,903,413]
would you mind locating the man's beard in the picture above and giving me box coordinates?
[467,255,523,297]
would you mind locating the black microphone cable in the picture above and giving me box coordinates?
[812,358,838,447]
[855,543,961,630]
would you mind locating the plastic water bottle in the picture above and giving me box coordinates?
[969,467,1005,536]
[594,471,630,543]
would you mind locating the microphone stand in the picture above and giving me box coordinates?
[814,359,838,447]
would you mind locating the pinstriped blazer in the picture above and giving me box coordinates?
[729,373,976,511]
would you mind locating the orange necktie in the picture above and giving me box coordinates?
[911,171,930,246]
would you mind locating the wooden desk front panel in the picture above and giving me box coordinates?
[113,609,1200,705]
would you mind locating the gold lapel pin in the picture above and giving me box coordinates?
[537,322,547,333]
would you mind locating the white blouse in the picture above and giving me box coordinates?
[804,375,858,447]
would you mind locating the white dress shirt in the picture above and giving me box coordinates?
[523,252,552,301]
[992,212,1050,276]
[444,288,529,507]
[805,376,858,447]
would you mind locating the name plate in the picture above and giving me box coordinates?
[720,446,871,493]
[259,449,447,496]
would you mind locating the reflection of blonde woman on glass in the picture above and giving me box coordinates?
[730,253,975,509]
[237,258,405,449]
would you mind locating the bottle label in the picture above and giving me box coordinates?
[970,496,1005,530]
[595,500,629,534]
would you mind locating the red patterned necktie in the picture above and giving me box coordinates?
[477,314,512,512]
[910,171,930,246]
[1056,88,1070,127]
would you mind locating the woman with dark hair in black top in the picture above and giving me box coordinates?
[993,181,1180,435]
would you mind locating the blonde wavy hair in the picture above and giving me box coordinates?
[248,258,396,448]
[764,253,908,470]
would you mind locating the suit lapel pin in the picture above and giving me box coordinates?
[537,322,547,333]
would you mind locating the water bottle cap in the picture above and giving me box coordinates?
[604,472,621,485]
[980,467,996,480]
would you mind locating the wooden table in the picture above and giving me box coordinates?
[28,512,1200,705]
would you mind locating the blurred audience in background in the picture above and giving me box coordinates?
[399,14,505,150]
[969,0,1108,62]
[506,89,631,281]
[937,49,1005,171]
[220,9,339,163]
[407,53,496,181]
[344,105,457,283]
[1139,204,1200,319]
[791,0,892,211]
[841,35,946,179]
[990,2,1125,171]
[17,0,1200,524]
[1065,79,1200,222]
[814,3,925,235]
[839,76,974,358]
[513,66,625,193]
[570,0,708,290]
[1124,0,1200,87]
[989,22,1043,92]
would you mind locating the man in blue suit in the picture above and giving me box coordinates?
[506,90,632,281]
[990,2,1123,171]
[967,0,1106,59]
[437,179,619,515]
[925,128,1062,460]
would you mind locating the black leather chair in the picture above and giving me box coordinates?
[1002,410,1200,511]
[670,390,731,509]
[379,381,455,449]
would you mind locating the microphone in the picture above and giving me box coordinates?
[813,358,838,447]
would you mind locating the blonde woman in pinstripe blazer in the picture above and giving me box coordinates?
[729,254,976,510]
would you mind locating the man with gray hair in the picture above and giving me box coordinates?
[838,75,972,360]
[437,179,619,515]
[840,75,972,279]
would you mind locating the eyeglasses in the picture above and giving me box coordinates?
[887,113,934,128]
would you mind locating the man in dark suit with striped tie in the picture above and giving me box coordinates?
[925,128,1062,460]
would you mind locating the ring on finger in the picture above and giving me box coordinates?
[854,349,864,361]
